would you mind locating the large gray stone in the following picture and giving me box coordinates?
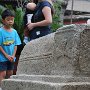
[16,24,90,76]
[17,33,55,75]
[54,24,90,76]
[1,24,90,90]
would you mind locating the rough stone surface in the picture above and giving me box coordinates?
[16,24,90,76]
[17,33,55,75]
[2,79,90,90]
[1,24,90,90]
[11,75,90,83]
[54,24,90,76]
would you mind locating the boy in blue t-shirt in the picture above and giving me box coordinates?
[0,9,21,85]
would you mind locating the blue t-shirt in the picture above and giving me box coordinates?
[29,1,53,40]
[0,27,21,62]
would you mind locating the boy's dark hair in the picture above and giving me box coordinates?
[1,9,15,19]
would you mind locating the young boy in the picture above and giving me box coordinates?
[0,9,21,85]
[23,2,36,44]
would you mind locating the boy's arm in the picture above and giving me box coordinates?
[0,46,12,61]
[0,46,17,62]
[12,46,17,57]
[0,46,8,58]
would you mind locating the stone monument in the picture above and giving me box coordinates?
[1,24,90,90]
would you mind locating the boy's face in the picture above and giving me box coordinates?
[2,16,14,27]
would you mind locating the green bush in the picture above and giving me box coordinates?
[14,7,25,42]
[0,5,6,27]
[51,1,62,32]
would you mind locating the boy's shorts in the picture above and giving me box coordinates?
[0,61,14,71]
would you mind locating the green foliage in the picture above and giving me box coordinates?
[51,1,63,32]
[0,5,6,27]
[14,7,25,42]
[0,5,6,14]
[5,4,14,10]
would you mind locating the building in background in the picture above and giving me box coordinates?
[64,0,90,25]
[1,0,90,25]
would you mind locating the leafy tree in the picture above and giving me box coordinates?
[0,5,6,27]
[14,7,25,42]
[51,0,62,32]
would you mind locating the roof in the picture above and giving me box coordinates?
[64,14,90,20]
[66,0,90,12]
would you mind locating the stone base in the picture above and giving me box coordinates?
[1,75,90,90]
[10,75,90,83]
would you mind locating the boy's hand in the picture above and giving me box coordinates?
[6,55,14,62]
[10,56,16,62]
[10,56,14,62]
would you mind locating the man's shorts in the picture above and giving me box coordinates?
[0,61,14,71]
